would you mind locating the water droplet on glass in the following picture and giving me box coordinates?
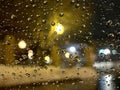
[25,73,30,77]
[59,12,64,17]
[51,21,55,26]
[42,19,46,23]
[11,14,16,19]
[75,3,80,8]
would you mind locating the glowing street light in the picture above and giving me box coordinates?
[99,49,111,55]
[28,50,33,59]
[18,40,27,49]
[104,49,111,55]
[69,46,76,53]
[112,49,117,55]
[55,23,64,34]
[44,56,52,64]
[65,52,70,58]
[99,49,105,54]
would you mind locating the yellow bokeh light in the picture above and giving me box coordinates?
[18,40,27,49]
[55,23,64,34]
[44,56,52,64]
[65,52,70,58]
[44,56,50,61]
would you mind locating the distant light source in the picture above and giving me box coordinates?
[99,49,105,54]
[104,49,111,55]
[18,40,27,49]
[28,50,33,59]
[55,23,64,34]
[65,52,70,58]
[44,56,52,64]
[112,50,117,55]
[69,46,76,53]
[99,49,111,55]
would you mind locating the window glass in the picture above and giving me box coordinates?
[0,0,120,90]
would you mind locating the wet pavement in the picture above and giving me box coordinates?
[1,74,120,90]
[0,62,120,90]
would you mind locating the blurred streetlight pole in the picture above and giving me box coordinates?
[4,35,15,64]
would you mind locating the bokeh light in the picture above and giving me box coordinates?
[55,23,64,34]
[99,49,105,54]
[99,49,111,55]
[69,46,76,53]
[104,49,111,55]
[18,40,27,49]
[65,52,70,58]
[28,50,33,59]
[44,56,52,64]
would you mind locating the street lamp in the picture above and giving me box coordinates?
[69,46,76,53]
[28,50,33,59]
[112,49,117,55]
[99,49,105,54]
[55,23,64,34]
[18,40,27,49]
[99,49,111,55]
[44,56,52,64]
[104,49,111,55]
[65,52,70,58]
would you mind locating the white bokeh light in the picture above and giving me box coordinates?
[104,49,111,55]
[55,23,64,34]
[99,49,105,54]
[112,50,117,55]
[69,46,76,53]
[28,50,33,59]
[65,52,70,58]
[18,40,27,49]
[99,49,111,55]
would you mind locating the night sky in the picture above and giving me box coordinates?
[0,0,120,45]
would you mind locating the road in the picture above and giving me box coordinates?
[0,62,120,90]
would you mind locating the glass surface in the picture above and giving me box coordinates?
[0,0,120,90]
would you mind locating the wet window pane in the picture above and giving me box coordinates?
[0,0,120,90]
